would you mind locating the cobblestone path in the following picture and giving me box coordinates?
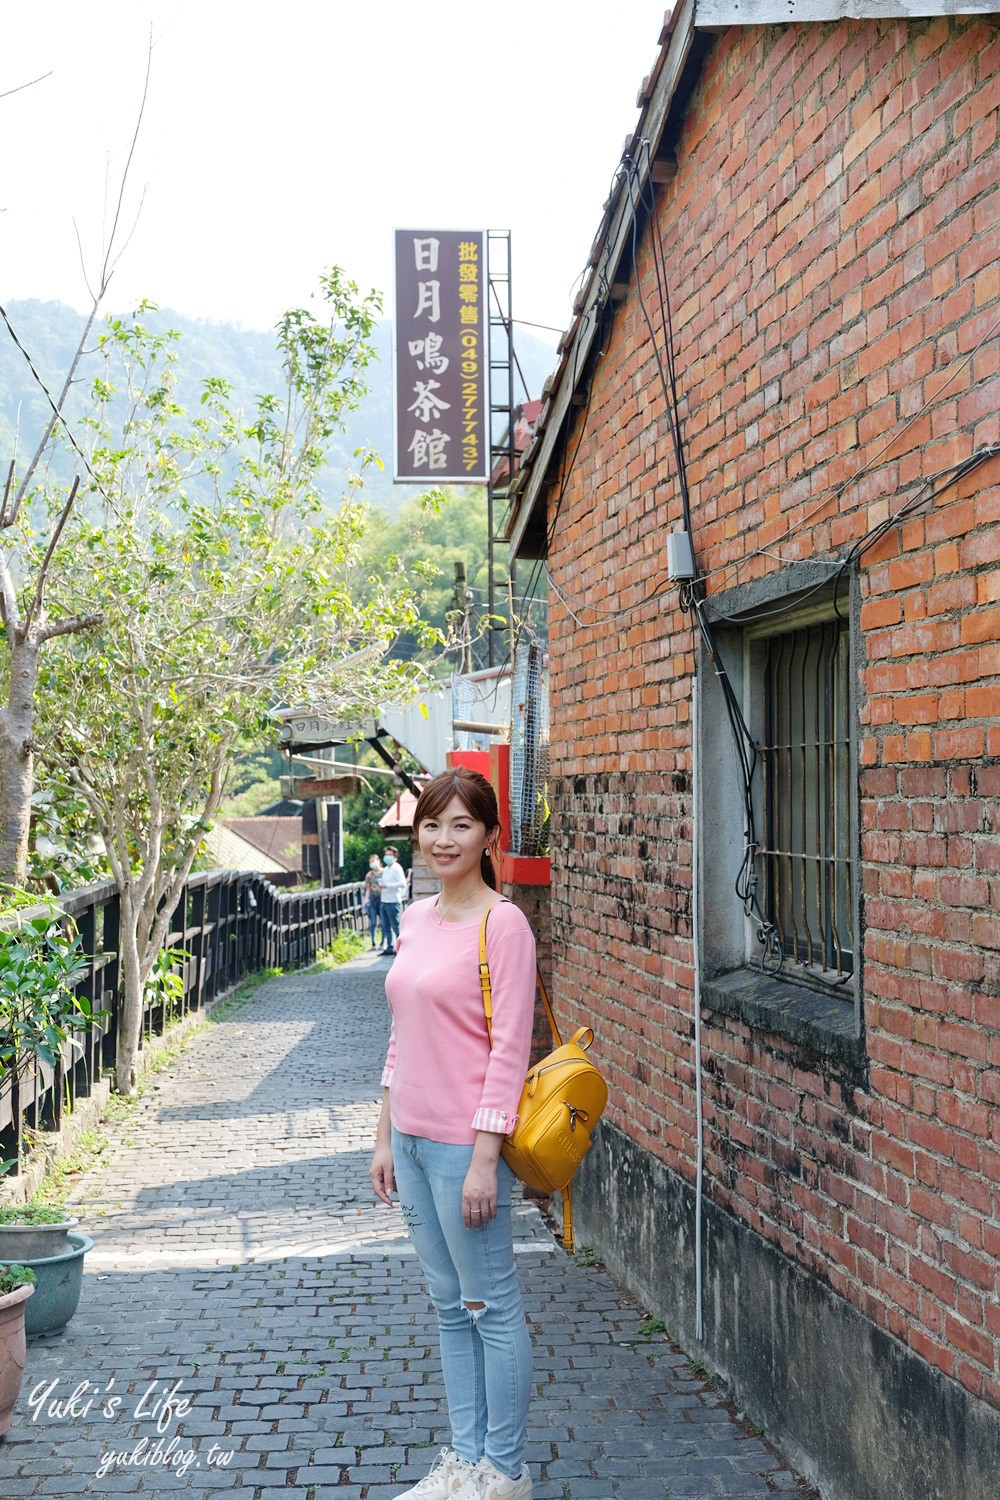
[0,953,819,1499]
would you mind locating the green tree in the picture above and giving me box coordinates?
[33,272,436,1092]
[1,54,153,891]
[359,487,499,666]
[0,468,103,889]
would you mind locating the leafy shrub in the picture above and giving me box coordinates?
[0,900,95,1086]
[0,1203,71,1225]
[314,930,367,969]
[0,1264,37,1295]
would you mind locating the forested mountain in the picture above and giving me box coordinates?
[0,299,557,512]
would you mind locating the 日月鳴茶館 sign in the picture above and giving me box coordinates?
[393,229,488,483]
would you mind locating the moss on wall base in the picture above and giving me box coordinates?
[574,1121,1000,1500]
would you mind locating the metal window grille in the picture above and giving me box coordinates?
[509,638,549,856]
[758,618,854,982]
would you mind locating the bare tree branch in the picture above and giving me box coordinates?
[0,559,19,635]
[0,71,53,102]
[0,460,16,528]
[20,476,81,639]
[5,32,153,511]
[35,611,104,644]
[96,30,153,299]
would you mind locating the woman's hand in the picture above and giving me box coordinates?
[463,1130,504,1228]
[371,1089,395,1206]
[370,1142,396,1206]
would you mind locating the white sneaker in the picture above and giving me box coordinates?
[451,1457,533,1500]
[393,1448,476,1500]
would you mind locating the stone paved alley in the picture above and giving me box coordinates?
[0,951,821,1499]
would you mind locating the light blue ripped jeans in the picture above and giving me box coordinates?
[391,1128,533,1480]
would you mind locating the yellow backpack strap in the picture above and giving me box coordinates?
[535,967,563,1049]
[561,1185,575,1254]
[481,904,561,1051]
[479,908,494,1045]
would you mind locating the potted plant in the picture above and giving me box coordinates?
[18,1231,93,1339]
[0,1206,93,1339]
[0,1264,35,1436]
[0,1202,79,1261]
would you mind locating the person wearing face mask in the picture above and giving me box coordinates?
[378,845,408,956]
[363,855,383,949]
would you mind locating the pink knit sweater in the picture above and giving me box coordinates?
[381,896,537,1145]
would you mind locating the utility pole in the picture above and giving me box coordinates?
[452,561,473,674]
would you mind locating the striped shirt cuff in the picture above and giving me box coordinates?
[472,1106,519,1135]
[380,1065,394,1088]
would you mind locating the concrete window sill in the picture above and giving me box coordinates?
[701,967,867,1081]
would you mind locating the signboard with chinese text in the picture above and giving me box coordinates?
[393,229,489,483]
[283,776,362,799]
[276,714,378,748]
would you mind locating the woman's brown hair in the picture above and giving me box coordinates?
[412,767,501,890]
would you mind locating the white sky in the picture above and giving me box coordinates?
[3,1,664,341]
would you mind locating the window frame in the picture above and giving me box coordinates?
[696,563,865,1067]
[747,605,855,989]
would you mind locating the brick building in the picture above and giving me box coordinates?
[505,5,999,1498]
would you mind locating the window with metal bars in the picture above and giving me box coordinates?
[756,617,854,986]
[698,565,862,1052]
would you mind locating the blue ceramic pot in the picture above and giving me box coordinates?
[22,1233,93,1339]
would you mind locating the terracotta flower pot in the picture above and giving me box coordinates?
[0,1283,34,1437]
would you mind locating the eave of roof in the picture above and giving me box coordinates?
[506,0,998,560]
[507,2,696,557]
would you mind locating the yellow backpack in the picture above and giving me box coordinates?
[479,908,608,1252]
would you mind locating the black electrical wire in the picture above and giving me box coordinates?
[507,130,996,982]
[623,155,695,546]
[0,301,116,513]
[635,141,695,537]
[621,146,781,967]
[827,445,1000,617]
[504,140,775,953]
[841,445,999,573]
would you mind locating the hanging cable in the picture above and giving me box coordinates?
[623,151,695,542]
[692,675,705,1342]
[488,278,533,408]
[636,140,695,536]
[692,306,1000,597]
[0,302,119,515]
[619,146,780,964]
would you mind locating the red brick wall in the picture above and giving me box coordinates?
[544,16,999,1405]
[500,879,553,1066]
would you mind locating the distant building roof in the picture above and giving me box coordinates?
[203,823,288,875]
[218,816,303,873]
[379,792,418,835]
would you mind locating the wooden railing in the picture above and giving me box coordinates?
[0,871,365,1172]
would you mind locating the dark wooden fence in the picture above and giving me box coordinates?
[0,871,364,1172]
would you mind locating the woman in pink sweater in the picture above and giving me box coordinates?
[370,768,537,1500]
